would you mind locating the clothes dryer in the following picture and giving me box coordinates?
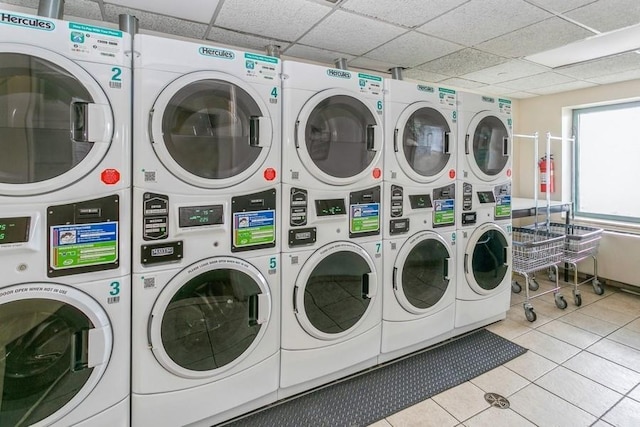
[0,10,131,425]
[455,180,512,335]
[457,92,513,184]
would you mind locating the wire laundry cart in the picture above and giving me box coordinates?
[543,222,604,306]
[511,227,565,322]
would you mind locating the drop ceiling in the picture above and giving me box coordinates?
[3,0,640,99]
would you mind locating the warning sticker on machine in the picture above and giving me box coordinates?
[50,221,118,270]
[68,22,123,61]
[439,87,456,108]
[495,195,511,218]
[434,199,455,226]
[244,52,278,82]
[350,203,380,234]
[233,210,276,248]
[498,98,512,116]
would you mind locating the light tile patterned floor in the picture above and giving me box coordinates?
[369,280,640,426]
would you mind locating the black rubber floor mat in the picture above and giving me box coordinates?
[221,329,526,427]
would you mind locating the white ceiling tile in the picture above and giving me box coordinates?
[284,44,354,67]
[215,0,331,42]
[403,68,450,82]
[64,0,103,21]
[206,27,291,53]
[565,0,640,32]
[438,77,486,89]
[460,60,550,84]
[340,0,468,28]
[479,85,519,95]
[347,56,397,74]
[476,17,594,58]
[523,0,599,13]
[417,0,551,46]
[529,80,597,95]
[508,91,539,98]
[500,72,575,90]
[106,0,219,24]
[0,0,38,10]
[298,10,406,55]
[104,5,208,39]
[555,52,640,79]
[587,69,640,84]
[417,48,508,76]
[364,32,462,68]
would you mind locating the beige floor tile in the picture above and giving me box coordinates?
[368,420,393,427]
[579,301,637,326]
[625,318,640,333]
[535,366,622,417]
[432,382,489,422]
[510,384,595,427]
[470,366,529,397]
[528,297,577,320]
[588,339,640,373]
[598,291,640,317]
[463,407,535,427]
[629,384,640,403]
[504,351,557,382]
[602,397,640,427]
[509,290,526,306]
[512,330,581,364]
[559,311,619,336]
[385,399,457,427]
[563,351,640,394]
[536,319,602,349]
[506,304,554,328]
[608,328,640,351]
[485,318,532,341]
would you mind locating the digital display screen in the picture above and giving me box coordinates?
[0,217,30,244]
[179,205,223,227]
[409,194,432,209]
[315,199,346,216]
[477,191,496,204]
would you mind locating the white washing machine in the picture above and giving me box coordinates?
[131,34,281,426]
[281,60,384,241]
[280,239,382,399]
[455,180,512,335]
[0,10,131,426]
[457,92,513,184]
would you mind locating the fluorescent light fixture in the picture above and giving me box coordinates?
[525,23,640,68]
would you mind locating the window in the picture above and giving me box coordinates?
[573,101,640,223]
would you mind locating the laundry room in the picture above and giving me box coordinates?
[0,0,639,426]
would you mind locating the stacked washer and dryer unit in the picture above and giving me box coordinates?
[0,10,131,426]
[131,35,281,427]
[280,61,385,398]
[380,75,458,363]
[455,92,513,335]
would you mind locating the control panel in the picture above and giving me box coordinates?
[349,186,381,238]
[494,182,512,220]
[433,183,455,228]
[231,188,277,252]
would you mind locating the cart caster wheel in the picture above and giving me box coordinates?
[512,281,522,294]
[524,307,537,322]
[548,270,557,281]
[593,279,604,296]
[574,293,582,307]
[555,294,568,310]
[529,278,540,291]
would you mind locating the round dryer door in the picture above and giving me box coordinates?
[150,71,273,189]
[0,283,112,426]
[0,47,114,196]
[394,231,452,315]
[464,224,511,294]
[395,103,453,183]
[466,112,511,180]
[148,257,272,379]
[294,242,378,340]
[296,89,382,185]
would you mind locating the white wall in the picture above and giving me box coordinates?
[513,79,640,287]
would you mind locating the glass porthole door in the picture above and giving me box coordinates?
[465,113,510,180]
[148,257,271,378]
[0,46,113,196]
[394,232,452,315]
[296,89,382,185]
[464,224,510,294]
[150,71,273,189]
[394,103,453,183]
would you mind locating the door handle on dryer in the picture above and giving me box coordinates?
[464,254,469,274]
[393,128,399,152]
[503,137,510,156]
[465,134,470,155]
[70,101,111,144]
[249,293,270,325]
[362,272,377,299]
[444,257,451,280]
[249,116,272,148]
[444,132,451,154]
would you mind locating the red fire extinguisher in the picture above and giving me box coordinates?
[538,154,555,193]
